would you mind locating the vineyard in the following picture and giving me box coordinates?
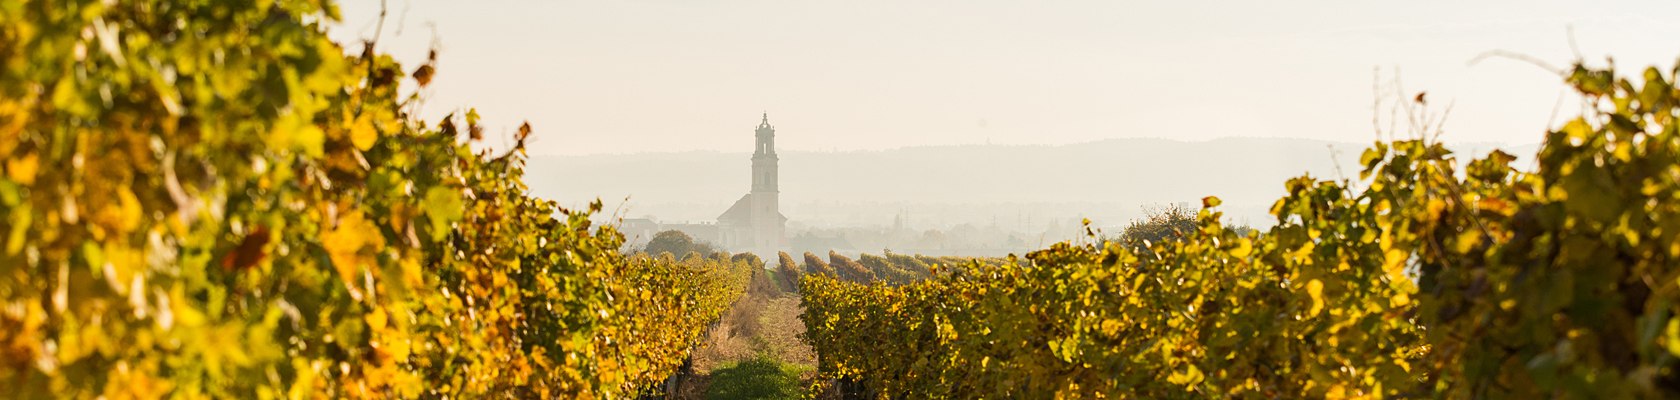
[800,62,1680,398]
[0,2,750,398]
[6,1,1680,399]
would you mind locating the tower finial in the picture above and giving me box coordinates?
[762,111,768,123]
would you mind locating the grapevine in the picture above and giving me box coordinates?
[0,1,748,398]
[801,62,1680,398]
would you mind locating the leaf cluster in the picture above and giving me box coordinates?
[799,61,1680,398]
[0,1,750,398]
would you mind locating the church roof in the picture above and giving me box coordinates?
[718,194,753,223]
[718,194,788,224]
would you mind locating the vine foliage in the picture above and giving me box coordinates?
[801,61,1680,398]
[0,1,748,398]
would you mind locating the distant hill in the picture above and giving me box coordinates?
[527,137,1538,230]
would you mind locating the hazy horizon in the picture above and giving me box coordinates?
[530,137,1541,236]
[526,134,1543,156]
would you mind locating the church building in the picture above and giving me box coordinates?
[717,113,788,259]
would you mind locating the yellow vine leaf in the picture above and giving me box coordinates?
[366,307,388,331]
[1168,364,1204,386]
[1307,279,1325,317]
[1666,319,1680,357]
[1229,238,1253,258]
[6,152,38,184]
[323,212,384,286]
[351,114,378,151]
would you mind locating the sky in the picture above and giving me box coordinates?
[328,1,1680,156]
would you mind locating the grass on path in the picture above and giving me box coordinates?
[704,356,809,400]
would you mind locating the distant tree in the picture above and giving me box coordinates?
[1112,203,1199,253]
[1004,234,1027,248]
[642,230,717,257]
[915,229,948,249]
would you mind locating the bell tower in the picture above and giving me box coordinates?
[752,112,778,193]
[719,113,787,259]
[749,113,783,255]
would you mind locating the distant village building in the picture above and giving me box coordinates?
[717,113,788,259]
[618,218,663,244]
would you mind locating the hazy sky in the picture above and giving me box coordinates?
[330,1,1680,156]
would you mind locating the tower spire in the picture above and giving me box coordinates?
[752,112,778,190]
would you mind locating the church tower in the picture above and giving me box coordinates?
[752,113,778,193]
[748,113,784,255]
[718,113,788,259]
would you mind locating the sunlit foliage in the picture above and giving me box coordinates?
[0,1,747,398]
[800,62,1680,398]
